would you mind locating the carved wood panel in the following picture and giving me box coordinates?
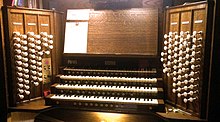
[88,8,158,55]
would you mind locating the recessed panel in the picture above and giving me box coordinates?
[39,15,51,34]
[180,11,192,32]
[193,9,206,32]
[169,13,179,32]
[10,13,24,34]
[26,14,38,33]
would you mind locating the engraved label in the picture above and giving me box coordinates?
[13,22,22,25]
[171,22,177,25]
[67,60,77,65]
[41,24,49,26]
[182,21,190,25]
[28,23,36,26]
[105,61,116,66]
[194,20,203,24]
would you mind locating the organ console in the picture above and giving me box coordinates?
[44,7,166,114]
[1,1,218,122]
[43,1,214,121]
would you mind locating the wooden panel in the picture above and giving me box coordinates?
[30,83,42,99]
[38,14,53,93]
[87,8,158,55]
[187,8,207,115]
[166,77,176,104]
[25,14,41,99]
[180,11,192,32]
[193,9,206,32]
[166,12,180,106]
[172,0,201,6]
[163,2,208,118]
[52,12,64,80]
[177,11,192,109]
[167,2,207,13]
[10,13,24,34]
[39,15,51,34]
[169,13,179,32]
[25,14,38,33]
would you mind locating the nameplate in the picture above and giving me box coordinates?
[182,21,190,25]
[41,24,49,27]
[13,22,22,25]
[171,22,177,25]
[194,20,203,24]
[105,61,116,66]
[28,23,36,26]
[67,60,77,65]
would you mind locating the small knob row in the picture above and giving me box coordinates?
[13,32,30,100]
[40,32,53,55]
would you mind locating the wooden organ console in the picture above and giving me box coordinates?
[44,1,214,121]
[45,7,166,113]
[1,1,217,122]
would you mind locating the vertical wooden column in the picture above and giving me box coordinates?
[52,11,64,80]
[166,12,180,105]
